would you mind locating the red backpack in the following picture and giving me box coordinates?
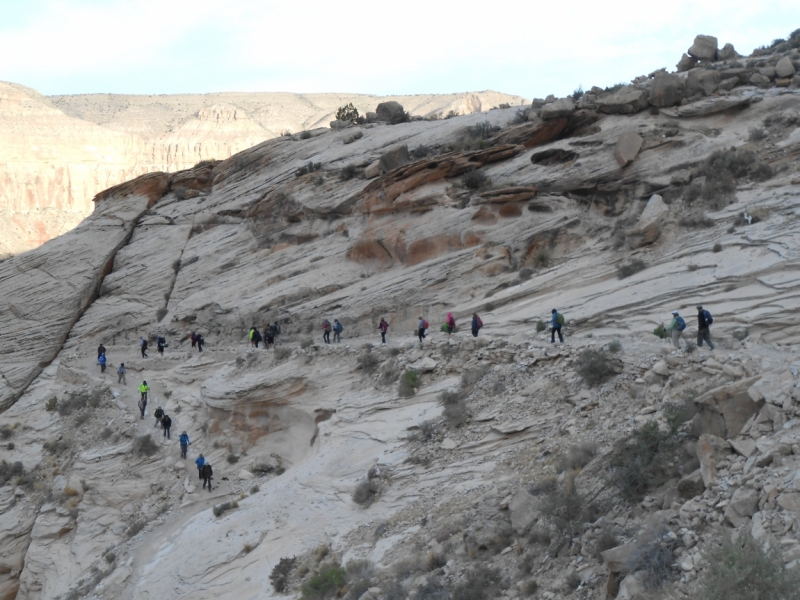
[422,320,429,330]
[476,316,483,328]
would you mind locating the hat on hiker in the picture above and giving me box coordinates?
[696,305,703,309]
[551,308,557,313]
[672,310,679,315]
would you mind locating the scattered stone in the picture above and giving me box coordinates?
[509,490,538,535]
[375,101,406,123]
[540,98,575,120]
[440,438,457,450]
[688,35,718,61]
[776,56,797,79]
[364,160,381,179]
[718,43,740,60]
[378,145,411,175]
[686,70,720,97]
[677,469,705,499]
[724,486,759,526]
[677,53,698,72]
[330,119,350,130]
[596,86,649,115]
[649,73,684,107]
[613,131,644,167]
[626,194,668,248]
[343,130,364,145]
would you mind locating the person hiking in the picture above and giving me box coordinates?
[322,319,332,344]
[117,362,127,385]
[667,310,687,349]
[379,318,389,344]
[195,454,205,479]
[333,319,343,343]
[696,305,715,350]
[161,413,172,439]
[191,332,197,349]
[471,313,483,338]
[138,381,149,418]
[179,431,191,459]
[201,462,213,491]
[273,321,281,343]
[248,327,256,348]
[253,327,263,349]
[549,309,565,343]
[196,334,204,352]
[417,316,427,345]
[157,335,166,355]
[446,312,457,335]
[97,344,106,360]
[263,324,274,349]
[140,336,148,358]
[154,406,164,428]
[98,352,107,373]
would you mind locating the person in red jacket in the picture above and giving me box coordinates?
[446,312,456,335]
[378,318,389,344]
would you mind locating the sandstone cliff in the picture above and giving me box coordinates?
[1,32,800,600]
[0,84,526,255]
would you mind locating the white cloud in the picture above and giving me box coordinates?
[0,0,798,97]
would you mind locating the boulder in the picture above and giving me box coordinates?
[329,119,350,130]
[688,35,718,61]
[342,130,364,145]
[686,70,720,97]
[601,543,638,573]
[690,378,764,438]
[614,131,644,167]
[650,73,684,107]
[718,77,739,92]
[777,56,797,79]
[677,53,699,72]
[626,194,668,248]
[724,487,759,526]
[758,66,777,79]
[778,493,800,514]
[365,111,378,123]
[376,101,406,123]
[729,438,757,458]
[364,160,381,179]
[750,73,771,87]
[540,98,575,120]
[697,434,731,487]
[378,145,411,175]
[509,490,538,534]
[677,469,705,499]
[596,86,649,115]
[719,43,740,60]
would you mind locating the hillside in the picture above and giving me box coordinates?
[0,31,800,600]
[0,84,525,255]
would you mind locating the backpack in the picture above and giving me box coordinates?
[323,320,331,332]
[676,316,687,331]
[191,333,196,343]
[157,336,165,346]
[556,313,565,326]
[154,408,164,419]
[476,316,483,329]
[142,339,148,350]
[422,320,429,330]
[702,310,713,326]
[334,322,343,333]
[179,433,189,445]
[201,464,212,478]
[162,416,172,428]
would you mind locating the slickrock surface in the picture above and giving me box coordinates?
[1,32,800,600]
[0,84,524,255]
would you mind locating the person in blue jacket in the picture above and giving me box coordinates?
[98,353,107,373]
[550,309,564,343]
[195,454,205,480]
[179,431,191,459]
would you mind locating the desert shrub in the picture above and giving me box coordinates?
[536,320,546,332]
[301,566,346,599]
[520,579,539,596]
[378,360,400,386]
[462,169,489,190]
[713,243,723,253]
[528,528,552,546]
[539,479,591,541]
[571,85,585,101]
[213,501,238,517]
[510,108,529,124]
[300,337,314,349]
[335,103,360,124]
[607,340,622,353]
[690,148,773,209]
[43,438,72,455]
[339,164,358,181]
[250,485,260,495]
[653,323,668,339]
[274,347,292,361]
[388,109,411,125]
[358,351,380,374]
[534,249,550,268]
[610,421,676,501]
[352,480,376,506]
[732,328,749,341]
[45,397,58,411]
[411,144,431,159]
[399,369,419,397]
[518,267,533,280]
[0,425,13,440]
[227,453,239,464]
[685,340,697,354]
[617,259,646,279]
[126,519,146,538]
[6,443,14,450]
[295,162,321,178]
[748,127,766,142]
[58,392,86,416]
[595,530,620,559]
[300,130,312,139]
[698,531,800,600]
[104,551,116,564]
[441,390,468,427]
[565,571,582,590]
[133,434,159,457]
[461,364,490,388]
[0,460,26,487]
[557,442,598,473]
[575,348,616,386]
[270,556,297,593]
[452,566,503,600]
[663,397,697,434]
[624,528,677,590]
[411,420,437,442]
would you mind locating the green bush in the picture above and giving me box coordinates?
[653,323,668,339]
[607,340,622,353]
[557,443,597,473]
[45,397,58,411]
[227,453,239,464]
[353,480,375,506]
[358,351,380,374]
[617,259,646,279]
[663,397,697,434]
[133,435,159,457]
[575,348,617,386]
[610,421,676,501]
[336,103,360,124]
[462,169,489,190]
[441,390,468,427]
[301,566,346,599]
[713,243,723,253]
[270,556,297,593]
[451,566,503,600]
[534,250,550,268]
[539,479,591,541]
[399,370,419,397]
[624,528,676,590]
[698,531,800,600]
[339,164,358,181]
[536,320,546,332]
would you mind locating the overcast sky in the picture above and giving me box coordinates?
[1,0,798,99]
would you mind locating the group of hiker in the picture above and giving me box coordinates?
[249,322,281,348]
[665,305,715,350]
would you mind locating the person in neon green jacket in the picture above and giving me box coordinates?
[138,381,150,419]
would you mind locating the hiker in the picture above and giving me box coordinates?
[140,336,148,358]
[697,305,715,350]
[154,406,164,428]
[417,316,427,345]
[195,454,205,479]
[253,327,262,349]
[273,321,281,343]
[179,431,191,459]
[196,334,204,352]
[550,309,565,343]
[191,332,197,349]
[97,344,106,360]
[379,318,389,344]
[471,313,483,338]
[322,319,332,344]
[264,324,275,349]
[157,335,166,355]
[161,413,172,439]
[333,319,343,343]
[98,352,107,373]
[117,362,127,385]
[138,381,150,419]
[446,312,456,335]
[667,310,687,349]
[248,327,256,348]
[201,463,213,491]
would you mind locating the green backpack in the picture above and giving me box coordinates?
[556,313,565,326]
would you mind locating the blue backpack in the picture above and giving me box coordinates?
[702,310,713,325]
[179,434,189,445]
[334,322,343,333]
[676,316,686,331]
